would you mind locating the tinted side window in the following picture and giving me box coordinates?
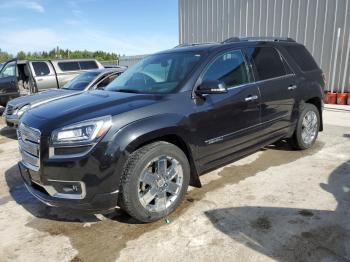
[96,74,119,89]
[32,62,50,76]
[58,62,80,71]
[285,45,319,71]
[202,50,249,87]
[79,61,98,70]
[248,47,286,80]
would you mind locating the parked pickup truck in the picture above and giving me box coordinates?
[4,68,125,127]
[0,58,104,106]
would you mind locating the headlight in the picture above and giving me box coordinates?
[16,105,30,117]
[51,115,112,145]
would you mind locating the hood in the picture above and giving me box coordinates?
[23,90,161,131]
[8,89,77,109]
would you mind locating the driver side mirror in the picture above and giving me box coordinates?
[195,80,227,95]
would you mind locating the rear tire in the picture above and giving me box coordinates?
[119,141,190,223]
[288,103,320,150]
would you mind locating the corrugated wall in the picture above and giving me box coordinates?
[179,0,350,92]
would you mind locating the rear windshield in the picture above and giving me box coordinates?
[105,52,203,94]
[62,71,100,90]
[285,45,319,71]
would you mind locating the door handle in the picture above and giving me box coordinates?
[36,78,43,82]
[245,95,258,102]
[288,84,297,90]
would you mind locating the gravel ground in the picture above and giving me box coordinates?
[0,105,349,262]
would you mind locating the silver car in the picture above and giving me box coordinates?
[4,68,125,127]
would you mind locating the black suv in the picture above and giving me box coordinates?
[17,37,324,222]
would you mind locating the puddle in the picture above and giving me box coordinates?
[21,141,323,261]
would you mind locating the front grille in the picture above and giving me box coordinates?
[17,123,41,171]
[5,104,14,115]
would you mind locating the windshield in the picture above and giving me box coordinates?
[62,71,100,90]
[105,52,203,94]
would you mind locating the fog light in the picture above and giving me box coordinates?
[63,185,80,193]
[49,180,84,198]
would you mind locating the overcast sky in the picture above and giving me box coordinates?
[0,0,179,55]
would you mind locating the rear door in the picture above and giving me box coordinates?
[0,59,18,96]
[29,61,57,91]
[246,46,296,135]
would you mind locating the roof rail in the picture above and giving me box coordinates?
[222,36,296,44]
[221,37,241,43]
[174,42,217,48]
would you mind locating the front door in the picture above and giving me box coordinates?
[0,59,18,99]
[246,46,296,135]
[192,49,260,170]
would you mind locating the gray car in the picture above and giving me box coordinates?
[4,68,125,127]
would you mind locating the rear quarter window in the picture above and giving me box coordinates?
[58,62,80,71]
[79,61,98,70]
[285,45,319,71]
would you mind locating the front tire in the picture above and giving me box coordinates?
[289,103,320,150]
[119,141,190,223]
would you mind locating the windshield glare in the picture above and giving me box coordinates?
[105,52,203,94]
[62,71,100,90]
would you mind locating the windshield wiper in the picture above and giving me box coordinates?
[115,89,142,94]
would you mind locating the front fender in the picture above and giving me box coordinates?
[105,113,201,187]
[115,114,192,152]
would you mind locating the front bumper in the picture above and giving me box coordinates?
[18,161,120,212]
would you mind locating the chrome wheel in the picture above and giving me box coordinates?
[138,156,183,212]
[301,111,318,145]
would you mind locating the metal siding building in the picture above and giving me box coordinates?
[179,0,350,92]
[118,55,148,67]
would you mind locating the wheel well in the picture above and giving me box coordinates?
[135,134,202,188]
[306,97,323,131]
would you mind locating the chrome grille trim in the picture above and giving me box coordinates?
[18,123,41,171]
[19,139,39,156]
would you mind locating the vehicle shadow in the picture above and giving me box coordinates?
[4,164,133,223]
[205,160,350,261]
[264,139,296,151]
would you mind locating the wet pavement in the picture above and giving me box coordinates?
[0,106,349,261]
